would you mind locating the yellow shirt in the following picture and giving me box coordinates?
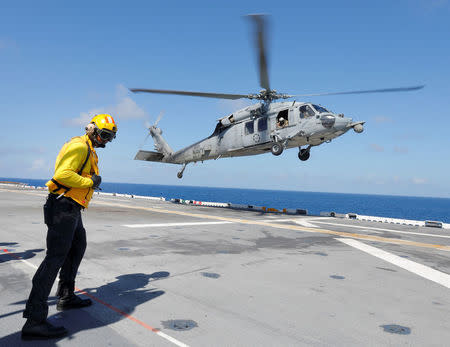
[46,135,99,208]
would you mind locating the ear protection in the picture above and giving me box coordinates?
[85,123,96,136]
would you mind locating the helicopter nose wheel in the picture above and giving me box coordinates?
[298,147,310,161]
[271,142,283,156]
[177,163,187,179]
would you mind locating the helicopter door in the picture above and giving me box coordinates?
[288,108,297,126]
[276,109,289,128]
[256,116,269,144]
[242,120,257,147]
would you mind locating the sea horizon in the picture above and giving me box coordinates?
[1,176,449,200]
[1,177,450,223]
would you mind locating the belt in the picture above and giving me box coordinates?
[48,194,83,209]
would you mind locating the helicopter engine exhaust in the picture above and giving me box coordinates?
[219,104,262,127]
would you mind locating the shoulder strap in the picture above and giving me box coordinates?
[77,141,91,175]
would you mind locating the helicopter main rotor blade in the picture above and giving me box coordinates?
[248,14,270,91]
[288,85,425,98]
[130,88,248,100]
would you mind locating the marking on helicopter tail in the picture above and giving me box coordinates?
[336,238,450,289]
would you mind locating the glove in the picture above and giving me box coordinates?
[91,174,102,189]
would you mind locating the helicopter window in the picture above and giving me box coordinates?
[276,109,289,128]
[299,105,315,118]
[257,117,268,132]
[245,121,254,135]
[312,104,329,113]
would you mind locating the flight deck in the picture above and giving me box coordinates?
[1,186,449,346]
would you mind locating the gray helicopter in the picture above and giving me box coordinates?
[131,15,423,179]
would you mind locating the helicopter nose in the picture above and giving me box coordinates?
[333,116,353,130]
[320,114,335,128]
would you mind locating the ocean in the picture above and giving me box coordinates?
[1,177,449,223]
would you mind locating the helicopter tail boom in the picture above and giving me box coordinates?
[149,126,174,156]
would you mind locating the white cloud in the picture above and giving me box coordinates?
[412,177,427,184]
[30,158,46,171]
[111,95,148,119]
[65,84,148,127]
[64,109,103,127]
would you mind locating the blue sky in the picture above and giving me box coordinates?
[1,0,449,197]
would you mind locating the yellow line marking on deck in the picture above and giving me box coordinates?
[91,200,450,252]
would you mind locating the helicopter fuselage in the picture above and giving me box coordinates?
[158,101,362,165]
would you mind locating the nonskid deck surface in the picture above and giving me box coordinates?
[1,187,449,346]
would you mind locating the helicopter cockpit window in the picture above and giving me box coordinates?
[312,104,329,113]
[257,117,268,132]
[245,121,254,135]
[276,109,289,128]
[299,105,315,118]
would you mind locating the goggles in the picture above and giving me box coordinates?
[97,128,116,142]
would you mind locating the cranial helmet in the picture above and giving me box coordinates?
[85,114,117,146]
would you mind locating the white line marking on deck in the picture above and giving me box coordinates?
[156,331,189,347]
[358,229,383,234]
[122,221,233,228]
[293,220,318,228]
[259,218,293,222]
[20,259,38,269]
[318,221,450,239]
[336,238,450,289]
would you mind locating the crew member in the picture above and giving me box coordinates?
[22,114,117,340]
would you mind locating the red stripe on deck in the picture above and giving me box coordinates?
[1,249,160,333]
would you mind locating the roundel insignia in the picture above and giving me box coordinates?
[253,134,260,142]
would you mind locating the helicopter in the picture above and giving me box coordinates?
[130,15,423,179]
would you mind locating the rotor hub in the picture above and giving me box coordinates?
[248,89,291,102]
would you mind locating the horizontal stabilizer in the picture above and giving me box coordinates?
[134,150,164,162]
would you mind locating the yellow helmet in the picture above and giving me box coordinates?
[89,114,117,143]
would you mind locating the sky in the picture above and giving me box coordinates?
[0,0,449,197]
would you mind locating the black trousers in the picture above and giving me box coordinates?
[23,194,86,322]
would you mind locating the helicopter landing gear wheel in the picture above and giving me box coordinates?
[177,164,187,179]
[298,148,310,161]
[271,142,283,156]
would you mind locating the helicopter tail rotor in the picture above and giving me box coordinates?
[140,110,165,148]
[154,110,165,127]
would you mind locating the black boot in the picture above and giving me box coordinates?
[21,319,68,340]
[56,281,92,311]
[57,294,92,311]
